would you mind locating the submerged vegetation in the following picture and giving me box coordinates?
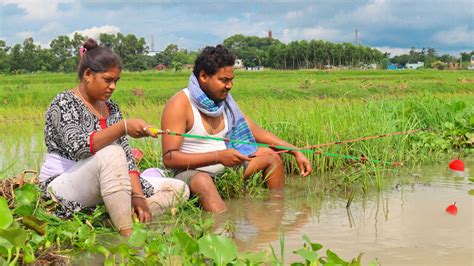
[0,69,472,264]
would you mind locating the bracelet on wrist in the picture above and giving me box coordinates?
[132,194,146,199]
[124,119,128,136]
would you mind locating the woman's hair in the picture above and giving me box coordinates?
[193,45,236,77]
[77,38,122,80]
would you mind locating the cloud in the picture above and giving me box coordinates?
[281,26,343,43]
[433,25,474,46]
[70,25,121,40]
[1,0,473,54]
[1,0,71,20]
[349,0,395,24]
[376,46,410,57]
[16,31,34,40]
[13,22,66,47]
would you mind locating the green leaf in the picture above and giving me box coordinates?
[0,237,13,254]
[77,224,91,242]
[83,231,96,248]
[23,244,36,263]
[173,230,198,255]
[128,224,147,248]
[468,189,474,196]
[303,234,323,252]
[146,239,162,254]
[450,101,466,112]
[293,248,318,263]
[326,249,348,265]
[443,122,455,130]
[14,184,39,216]
[468,178,474,183]
[238,251,269,265]
[0,227,28,247]
[93,245,110,258]
[0,197,13,229]
[198,234,238,265]
[469,116,474,127]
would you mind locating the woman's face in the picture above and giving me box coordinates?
[84,66,121,101]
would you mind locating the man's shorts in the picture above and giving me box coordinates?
[173,161,250,185]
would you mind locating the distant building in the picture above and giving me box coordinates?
[448,62,460,70]
[147,51,159,56]
[471,55,474,65]
[245,66,264,71]
[387,63,398,70]
[155,64,166,71]
[406,62,424,69]
[268,30,273,40]
[234,59,244,69]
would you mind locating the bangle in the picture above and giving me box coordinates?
[132,194,146,199]
[124,119,128,136]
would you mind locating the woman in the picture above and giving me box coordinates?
[39,38,189,236]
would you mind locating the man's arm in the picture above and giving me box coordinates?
[161,92,249,169]
[161,92,219,169]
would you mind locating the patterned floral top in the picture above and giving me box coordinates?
[45,90,137,172]
[42,90,154,218]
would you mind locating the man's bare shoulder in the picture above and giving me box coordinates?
[165,90,189,108]
[163,90,191,119]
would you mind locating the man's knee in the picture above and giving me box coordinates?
[190,172,215,194]
[260,147,283,165]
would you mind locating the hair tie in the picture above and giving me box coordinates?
[79,47,87,58]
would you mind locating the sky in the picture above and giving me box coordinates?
[0,0,473,57]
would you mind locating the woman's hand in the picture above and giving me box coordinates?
[125,119,158,138]
[132,196,152,223]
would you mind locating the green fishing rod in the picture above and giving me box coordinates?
[148,128,410,166]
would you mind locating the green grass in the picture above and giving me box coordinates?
[1,69,472,176]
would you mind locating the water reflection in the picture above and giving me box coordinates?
[216,191,311,252]
[0,134,45,175]
[220,159,473,265]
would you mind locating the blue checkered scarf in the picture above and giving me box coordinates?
[188,74,257,156]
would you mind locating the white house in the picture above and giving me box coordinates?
[406,62,424,69]
[234,59,244,69]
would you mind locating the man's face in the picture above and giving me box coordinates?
[199,66,234,102]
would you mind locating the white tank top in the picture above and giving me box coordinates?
[180,88,228,174]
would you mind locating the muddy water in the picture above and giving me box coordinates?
[221,159,473,265]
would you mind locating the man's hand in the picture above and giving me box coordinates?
[294,151,312,177]
[132,196,152,223]
[217,149,251,167]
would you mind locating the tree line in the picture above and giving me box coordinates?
[391,47,473,69]
[0,33,472,74]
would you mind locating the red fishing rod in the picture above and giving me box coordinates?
[260,128,430,157]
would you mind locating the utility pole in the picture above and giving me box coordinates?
[151,34,155,52]
[355,28,359,46]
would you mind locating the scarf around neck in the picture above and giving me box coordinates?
[188,74,257,156]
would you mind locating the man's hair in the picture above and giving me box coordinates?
[193,45,235,77]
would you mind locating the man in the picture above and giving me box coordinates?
[161,45,312,213]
